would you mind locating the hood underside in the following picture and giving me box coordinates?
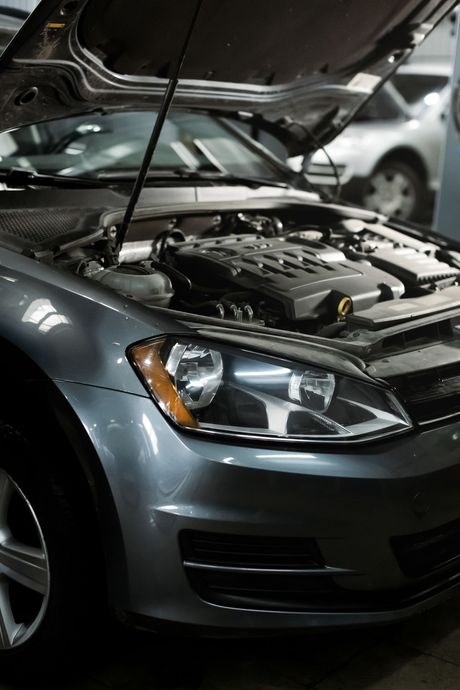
[0,0,456,153]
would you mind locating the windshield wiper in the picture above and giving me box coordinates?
[97,168,291,189]
[0,167,109,189]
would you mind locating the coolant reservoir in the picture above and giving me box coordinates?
[91,264,174,307]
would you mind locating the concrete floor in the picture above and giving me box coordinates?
[7,589,460,690]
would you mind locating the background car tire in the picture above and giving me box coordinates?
[0,421,101,677]
[361,159,426,222]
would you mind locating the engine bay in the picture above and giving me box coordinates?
[49,204,460,356]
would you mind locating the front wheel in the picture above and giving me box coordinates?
[0,423,99,676]
[361,159,426,221]
[0,466,49,650]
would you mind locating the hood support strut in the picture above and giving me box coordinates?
[116,0,204,250]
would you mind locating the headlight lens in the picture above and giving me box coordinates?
[164,342,223,410]
[130,338,412,442]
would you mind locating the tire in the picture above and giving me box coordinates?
[0,422,100,677]
[361,159,426,222]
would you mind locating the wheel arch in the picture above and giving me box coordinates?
[0,335,127,607]
[373,147,429,184]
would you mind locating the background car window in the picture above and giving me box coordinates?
[354,88,405,122]
[391,74,449,107]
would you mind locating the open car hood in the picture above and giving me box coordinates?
[0,0,455,154]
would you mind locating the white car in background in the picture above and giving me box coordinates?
[304,63,451,221]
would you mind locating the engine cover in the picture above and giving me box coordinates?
[173,235,404,321]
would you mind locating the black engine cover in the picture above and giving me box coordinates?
[173,235,404,321]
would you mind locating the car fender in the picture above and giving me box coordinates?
[0,246,192,394]
[0,246,192,607]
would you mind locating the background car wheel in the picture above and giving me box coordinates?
[361,159,426,221]
[0,422,100,676]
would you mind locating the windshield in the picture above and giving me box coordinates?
[0,111,284,181]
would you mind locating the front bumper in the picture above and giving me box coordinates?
[57,380,460,631]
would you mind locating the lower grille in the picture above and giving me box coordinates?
[186,569,339,611]
[181,530,460,613]
[180,530,324,569]
[392,518,460,578]
[180,530,339,612]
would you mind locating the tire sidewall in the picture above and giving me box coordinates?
[0,423,93,670]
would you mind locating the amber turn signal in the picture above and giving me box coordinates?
[131,341,199,429]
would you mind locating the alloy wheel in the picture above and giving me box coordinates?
[0,468,49,649]
[363,166,417,219]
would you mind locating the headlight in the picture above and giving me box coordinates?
[129,338,412,442]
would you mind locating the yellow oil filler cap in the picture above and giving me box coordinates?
[337,296,352,321]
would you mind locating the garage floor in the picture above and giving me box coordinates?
[7,589,460,690]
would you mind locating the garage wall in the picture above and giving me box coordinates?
[409,13,456,64]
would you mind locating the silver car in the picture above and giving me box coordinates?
[305,63,451,221]
[0,0,459,678]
